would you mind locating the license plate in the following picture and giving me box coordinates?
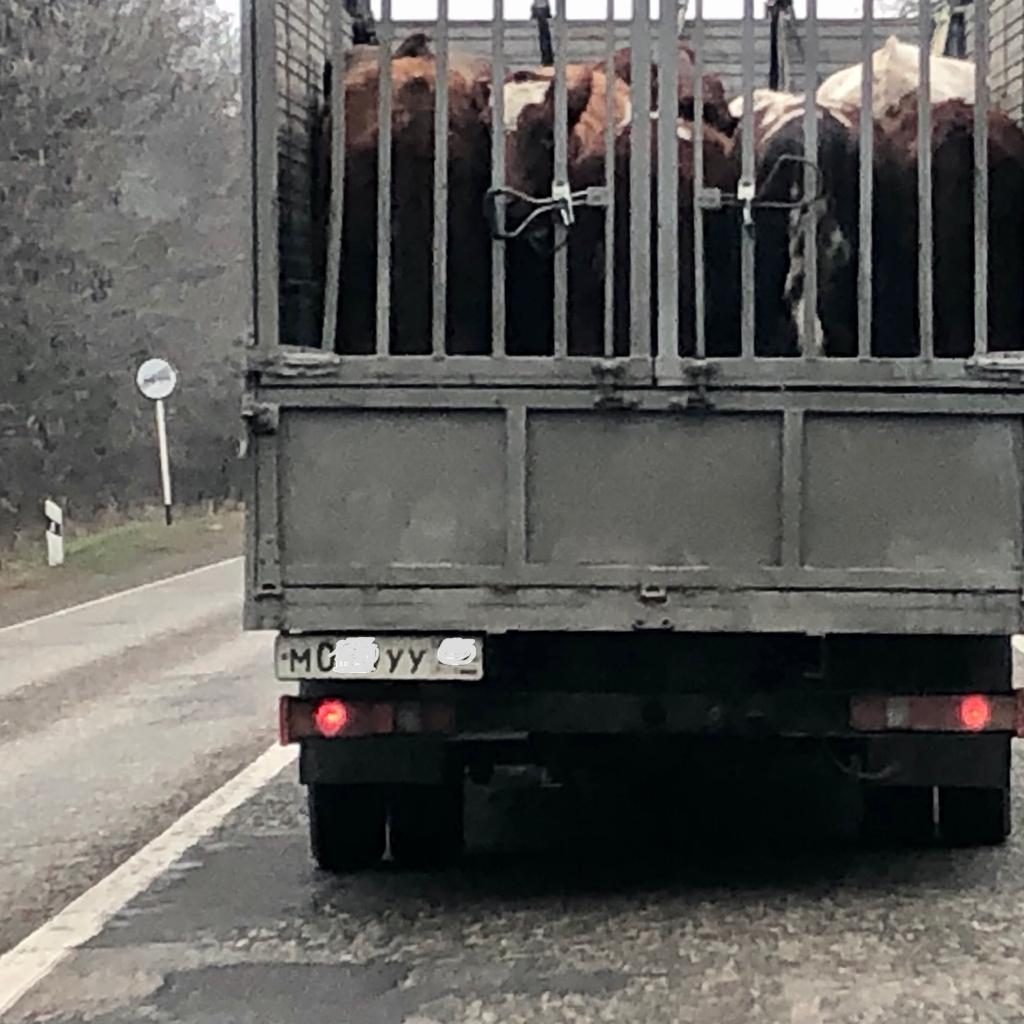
[275,634,484,681]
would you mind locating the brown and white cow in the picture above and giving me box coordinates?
[745,40,1024,358]
[502,52,740,357]
[318,35,493,355]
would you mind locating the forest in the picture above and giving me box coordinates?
[0,0,247,545]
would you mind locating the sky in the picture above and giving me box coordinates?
[214,0,898,21]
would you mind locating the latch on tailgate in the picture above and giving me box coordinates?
[241,399,280,435]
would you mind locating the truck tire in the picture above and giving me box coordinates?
[861,786,935,847]
[938,786,1010,847]
[307,784,387,872]
[389,780,464,868]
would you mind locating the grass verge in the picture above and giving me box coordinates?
[0,504,244,628]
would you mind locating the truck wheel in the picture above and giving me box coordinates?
[861,786,935,847]
[307,784,387,872]
[389,780,465,868]
[938,787,1010,847]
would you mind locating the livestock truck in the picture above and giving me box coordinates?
[243,0,1024,870]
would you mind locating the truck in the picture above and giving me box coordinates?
[242,0,1024,870]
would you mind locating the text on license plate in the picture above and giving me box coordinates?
[275,634,483,680]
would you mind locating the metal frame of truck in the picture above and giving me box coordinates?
[243,0,1024,869]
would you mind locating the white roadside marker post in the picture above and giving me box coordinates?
[135,358,178,526]
[44,499,64,567]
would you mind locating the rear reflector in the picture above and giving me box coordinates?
[851,692,1024,735]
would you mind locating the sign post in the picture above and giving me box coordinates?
[135,358,178,526]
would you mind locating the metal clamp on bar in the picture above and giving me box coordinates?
[552,180,574,227]
[738,178,756,230]
[697,187,723,211]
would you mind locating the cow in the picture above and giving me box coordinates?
[732,89,863,356]
[816,34,975,119]
[743,40,1024,359]
[501,63,626,356]
[872,95,1024,357]
[502,53,740,357]
[318,35,493,355]
[611,44,737,136]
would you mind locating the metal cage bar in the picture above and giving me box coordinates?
[692,0,706,359]
[739,0,756,359]
[432,0,450,358]
[250,0,280,355]
[974,0,991,357]
[603,0,616,358]
[917,0,934,361]
[552,0,570,359]
[490,0,507,357]
[802,0,819,358]
[656,0,680,371]
[857,0,874,359]
[320,0,347,353]
[629,0,653,359]
[375,0,394,356]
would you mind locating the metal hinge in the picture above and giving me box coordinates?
[592,361,640,410]
[256,533,282,597]
[241,399,280,435]
[668,361,716,412]
[966,354,1024,381]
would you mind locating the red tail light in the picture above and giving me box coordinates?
[313,699,350,737]
[851,692,1020,734]
[957,694,992,732]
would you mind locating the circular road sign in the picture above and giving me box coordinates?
[136,358,178,401]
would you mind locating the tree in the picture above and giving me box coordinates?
[0,0,247,541]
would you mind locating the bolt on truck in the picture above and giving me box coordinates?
[243,0,1024,870]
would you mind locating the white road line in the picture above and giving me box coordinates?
[0,743,295,1018]
[0,557,243,636]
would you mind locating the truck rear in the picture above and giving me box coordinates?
[243,0,1024,869]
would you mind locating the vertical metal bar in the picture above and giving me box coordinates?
[375,0,393,356]
[802,0,818,357]
[692,0,706,359]
[857,0,874,359]
[629,0,653,359]
[321,0,347,353]
[974,0,990,356]
[490,0,506,357]
[249,0,280,355]
[781,410,805,567]
[505,405,528,571]
[740,0,755,359]
[432,0,450,358]
[917,0,933,361]
[603,0,616,358]
[656,0,679,372]
[553,0,569,359]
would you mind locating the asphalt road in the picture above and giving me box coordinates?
[4,569,1024,1023]
[0,558,278,957]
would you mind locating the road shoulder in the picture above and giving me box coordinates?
[0,507,243,629]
